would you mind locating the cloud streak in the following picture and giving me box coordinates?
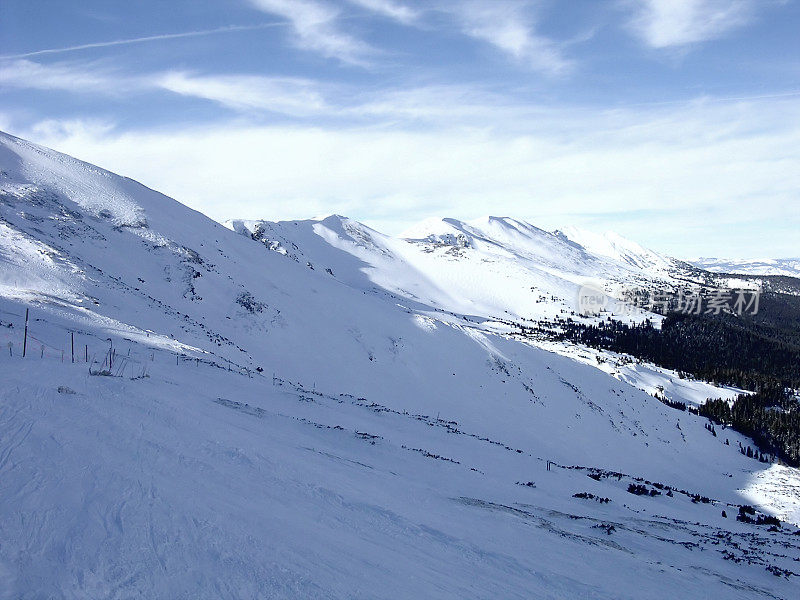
[345,0,419,24]
[0,59,123,93]
[156,72,331,116]
[626,0,758,48]
[0,59,335,117]
[445,0,572,75]
[248,0,374,65]
[0,23,286,60]
[5,57,800,128]
[0,58,549,122]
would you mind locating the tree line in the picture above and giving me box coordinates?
[517,291,800,466]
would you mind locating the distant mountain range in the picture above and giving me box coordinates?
[692,257,800,278]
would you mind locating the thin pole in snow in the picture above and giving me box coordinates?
[71,332,74,363]
[22,308,28,358]
[85,344,88,363]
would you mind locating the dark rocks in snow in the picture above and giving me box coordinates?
[628,483,661,497]
[236,291,267,314]
[573,492,610,503]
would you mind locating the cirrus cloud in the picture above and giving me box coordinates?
[626,0,758,48]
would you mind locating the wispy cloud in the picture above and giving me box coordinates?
[8,57,799,130]
[626,0,758,48]
[0,59,122,93]
[27,118,117,140]
[156,72,331,116]
[344,0,420,24]
[248,0,373,65]
[445,0,572,76]
[0,58,532,123]
[0,59,334,118]
[351,85,520,121]
[0,23,285,60]
[0,57,578,127]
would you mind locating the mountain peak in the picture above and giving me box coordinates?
[554,225,672,273]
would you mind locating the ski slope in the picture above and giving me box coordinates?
[1,130,799,598]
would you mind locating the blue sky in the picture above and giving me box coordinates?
[1,0,798,258]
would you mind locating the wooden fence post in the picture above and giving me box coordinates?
[22,308,28,358]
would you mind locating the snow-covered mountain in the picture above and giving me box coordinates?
[2,130,799,598]
[693,257,800,278]
[229,214,697,326]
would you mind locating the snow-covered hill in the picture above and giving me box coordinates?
[229,214,698,327]
[693,257,800,278]
[2,131,799,598]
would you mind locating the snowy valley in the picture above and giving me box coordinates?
[1,130,800,598]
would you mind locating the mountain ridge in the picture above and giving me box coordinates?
[693,257,800,278]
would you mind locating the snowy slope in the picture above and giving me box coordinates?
[2,131,800,598]
[230,214,691,327]
[693,257,800,278]
[554,224,680,276]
